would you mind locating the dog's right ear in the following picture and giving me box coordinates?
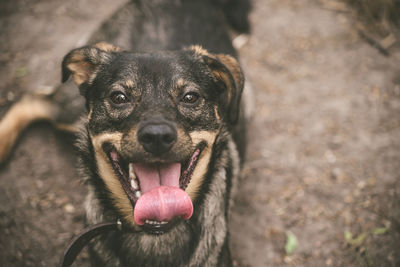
[186,45,244,124]
[61,42,122,95]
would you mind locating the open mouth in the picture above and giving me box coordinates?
[103,143,205,234]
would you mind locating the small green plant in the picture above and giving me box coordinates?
[285,231,298,256]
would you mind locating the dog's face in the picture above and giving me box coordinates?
[62,42,243,233]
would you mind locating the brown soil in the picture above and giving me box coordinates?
[1,0,400,266]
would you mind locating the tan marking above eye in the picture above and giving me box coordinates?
[111,82,141,100]
[176,78,187,88]
[124,79,135,89]
[171,79,197,100]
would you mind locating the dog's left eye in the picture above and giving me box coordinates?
[181,92,200,104]
[110,92,129,105]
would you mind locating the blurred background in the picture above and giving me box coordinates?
[1,0,400,266]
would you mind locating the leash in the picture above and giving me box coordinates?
[59,220,124,267]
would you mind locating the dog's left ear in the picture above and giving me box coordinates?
[61,42,123,96]
[188,46,244,124]
[206,54,244,124]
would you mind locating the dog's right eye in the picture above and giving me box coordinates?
[181,92,200,105]
[110,92,129,105]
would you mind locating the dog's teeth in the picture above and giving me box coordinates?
[135,191,141,198]
[144,220,168,225]
[130,179,138,190]
[129,164,140,190]
[129,163,135,179]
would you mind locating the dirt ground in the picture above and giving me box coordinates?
[1,0,400,266]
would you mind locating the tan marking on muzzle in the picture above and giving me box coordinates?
[185,130,219,199]
[90,132,136,225]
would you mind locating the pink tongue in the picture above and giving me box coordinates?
[132,163,181,194]
[134,186,193,225]
[132,163,193,225]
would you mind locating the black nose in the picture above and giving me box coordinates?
[137,123,177,155]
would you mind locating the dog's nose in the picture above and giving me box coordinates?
[138,123,177,155]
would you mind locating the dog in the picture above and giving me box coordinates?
[0,0,251,266]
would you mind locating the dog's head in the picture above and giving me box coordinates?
[62,42,244,233]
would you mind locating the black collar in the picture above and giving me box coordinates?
[60,220,129,267]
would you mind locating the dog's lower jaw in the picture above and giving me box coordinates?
[81,129,239,267]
